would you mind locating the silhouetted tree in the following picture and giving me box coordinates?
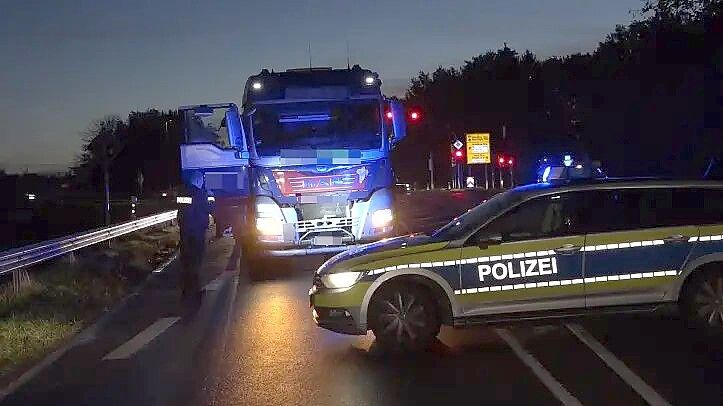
[72,110,182,196]
[395,0,722,186]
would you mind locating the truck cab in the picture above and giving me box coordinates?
[241,66,408,257]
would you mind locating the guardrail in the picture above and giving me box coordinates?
[0,210,178,276]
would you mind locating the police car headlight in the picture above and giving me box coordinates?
[371,208,393,228]
[256,217,283,236]
[320,271,363,289]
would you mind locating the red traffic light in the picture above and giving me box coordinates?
[385,110,393,120]
[408,110,421,121]
[498,157,505,164]
[508,159,514,166]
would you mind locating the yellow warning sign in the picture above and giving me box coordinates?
[466,133,491,164]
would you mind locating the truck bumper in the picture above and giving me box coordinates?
[265,244,363,256]
[259,230,394,257]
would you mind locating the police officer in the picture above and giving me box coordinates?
[177,170,210,301]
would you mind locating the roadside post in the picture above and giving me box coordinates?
[452,139,464,189]
[428,151,434,189]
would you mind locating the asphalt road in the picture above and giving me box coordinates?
[2,190,722,406]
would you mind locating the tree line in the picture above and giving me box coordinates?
[394,0,722,186]
[72,110,182,196]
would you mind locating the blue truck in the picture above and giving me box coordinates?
[179,66,410,262]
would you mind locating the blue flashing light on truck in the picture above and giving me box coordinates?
[178,66,413,268]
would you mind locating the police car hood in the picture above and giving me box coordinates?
[316,234,446,274]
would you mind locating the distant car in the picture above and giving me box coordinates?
[393,183,413,194]
[310,178,723,351]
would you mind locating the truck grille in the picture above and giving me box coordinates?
[296,217,355,232]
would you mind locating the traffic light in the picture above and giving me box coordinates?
[409,110,421,121]
[497,154,514,168]
[452,149,465,165]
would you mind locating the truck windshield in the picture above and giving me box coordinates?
[249,99,382,156]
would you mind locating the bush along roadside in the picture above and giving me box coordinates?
[0,224,179,380]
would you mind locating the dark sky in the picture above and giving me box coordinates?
[0,0,642,173]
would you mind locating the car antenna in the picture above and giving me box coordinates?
[346,40,351,70]
[308,42,312,70]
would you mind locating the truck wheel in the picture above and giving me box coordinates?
[680,267,723,335]
[368,282,440,352]
[240,238,267,281]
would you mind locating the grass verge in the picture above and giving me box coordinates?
[0,225,178,380]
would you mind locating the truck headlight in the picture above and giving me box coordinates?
[320,271,363,289]
[371,208,393,228]
[256,217,283,236]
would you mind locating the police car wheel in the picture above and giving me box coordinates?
[369,283,440,352]
[682,269,723,334]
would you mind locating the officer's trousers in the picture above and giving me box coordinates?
[180,235,205,295]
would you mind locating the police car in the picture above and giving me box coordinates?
[309,177,723,350]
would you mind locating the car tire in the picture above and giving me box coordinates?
[680,267,723,336]
[368,282,441,352]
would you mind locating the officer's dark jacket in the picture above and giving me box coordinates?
[178,184,210,238]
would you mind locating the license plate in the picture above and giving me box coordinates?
[312,236,343,246]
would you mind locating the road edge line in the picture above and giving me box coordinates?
[495,328,583,406]
[0,252,178,402]
[565,323,671,406]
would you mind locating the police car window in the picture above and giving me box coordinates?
[431,191,514,241]
[578,188,710,233]
[702,189,723,224]
[672,188,723,225]
[580,189,646,232]
[477,194,580,242]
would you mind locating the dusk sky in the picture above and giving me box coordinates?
[0,0,642,173]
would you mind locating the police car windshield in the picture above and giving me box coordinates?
[431,191,515,241]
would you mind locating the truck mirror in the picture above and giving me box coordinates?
[390,100,407,146]
[225,108,246,150]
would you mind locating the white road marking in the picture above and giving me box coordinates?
[495,328,583,406]
[153,252,179,273]
[566,323,671,406]
[103,317,180,360]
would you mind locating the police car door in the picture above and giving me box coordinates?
[458,192,586,316]
[580,188,697,307]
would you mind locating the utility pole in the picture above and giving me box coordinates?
[484,164,489,190]
[428,151,434,189]
[103,144,115,226]
[103,162,110,226]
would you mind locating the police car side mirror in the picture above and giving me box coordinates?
[477,234,503,249]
